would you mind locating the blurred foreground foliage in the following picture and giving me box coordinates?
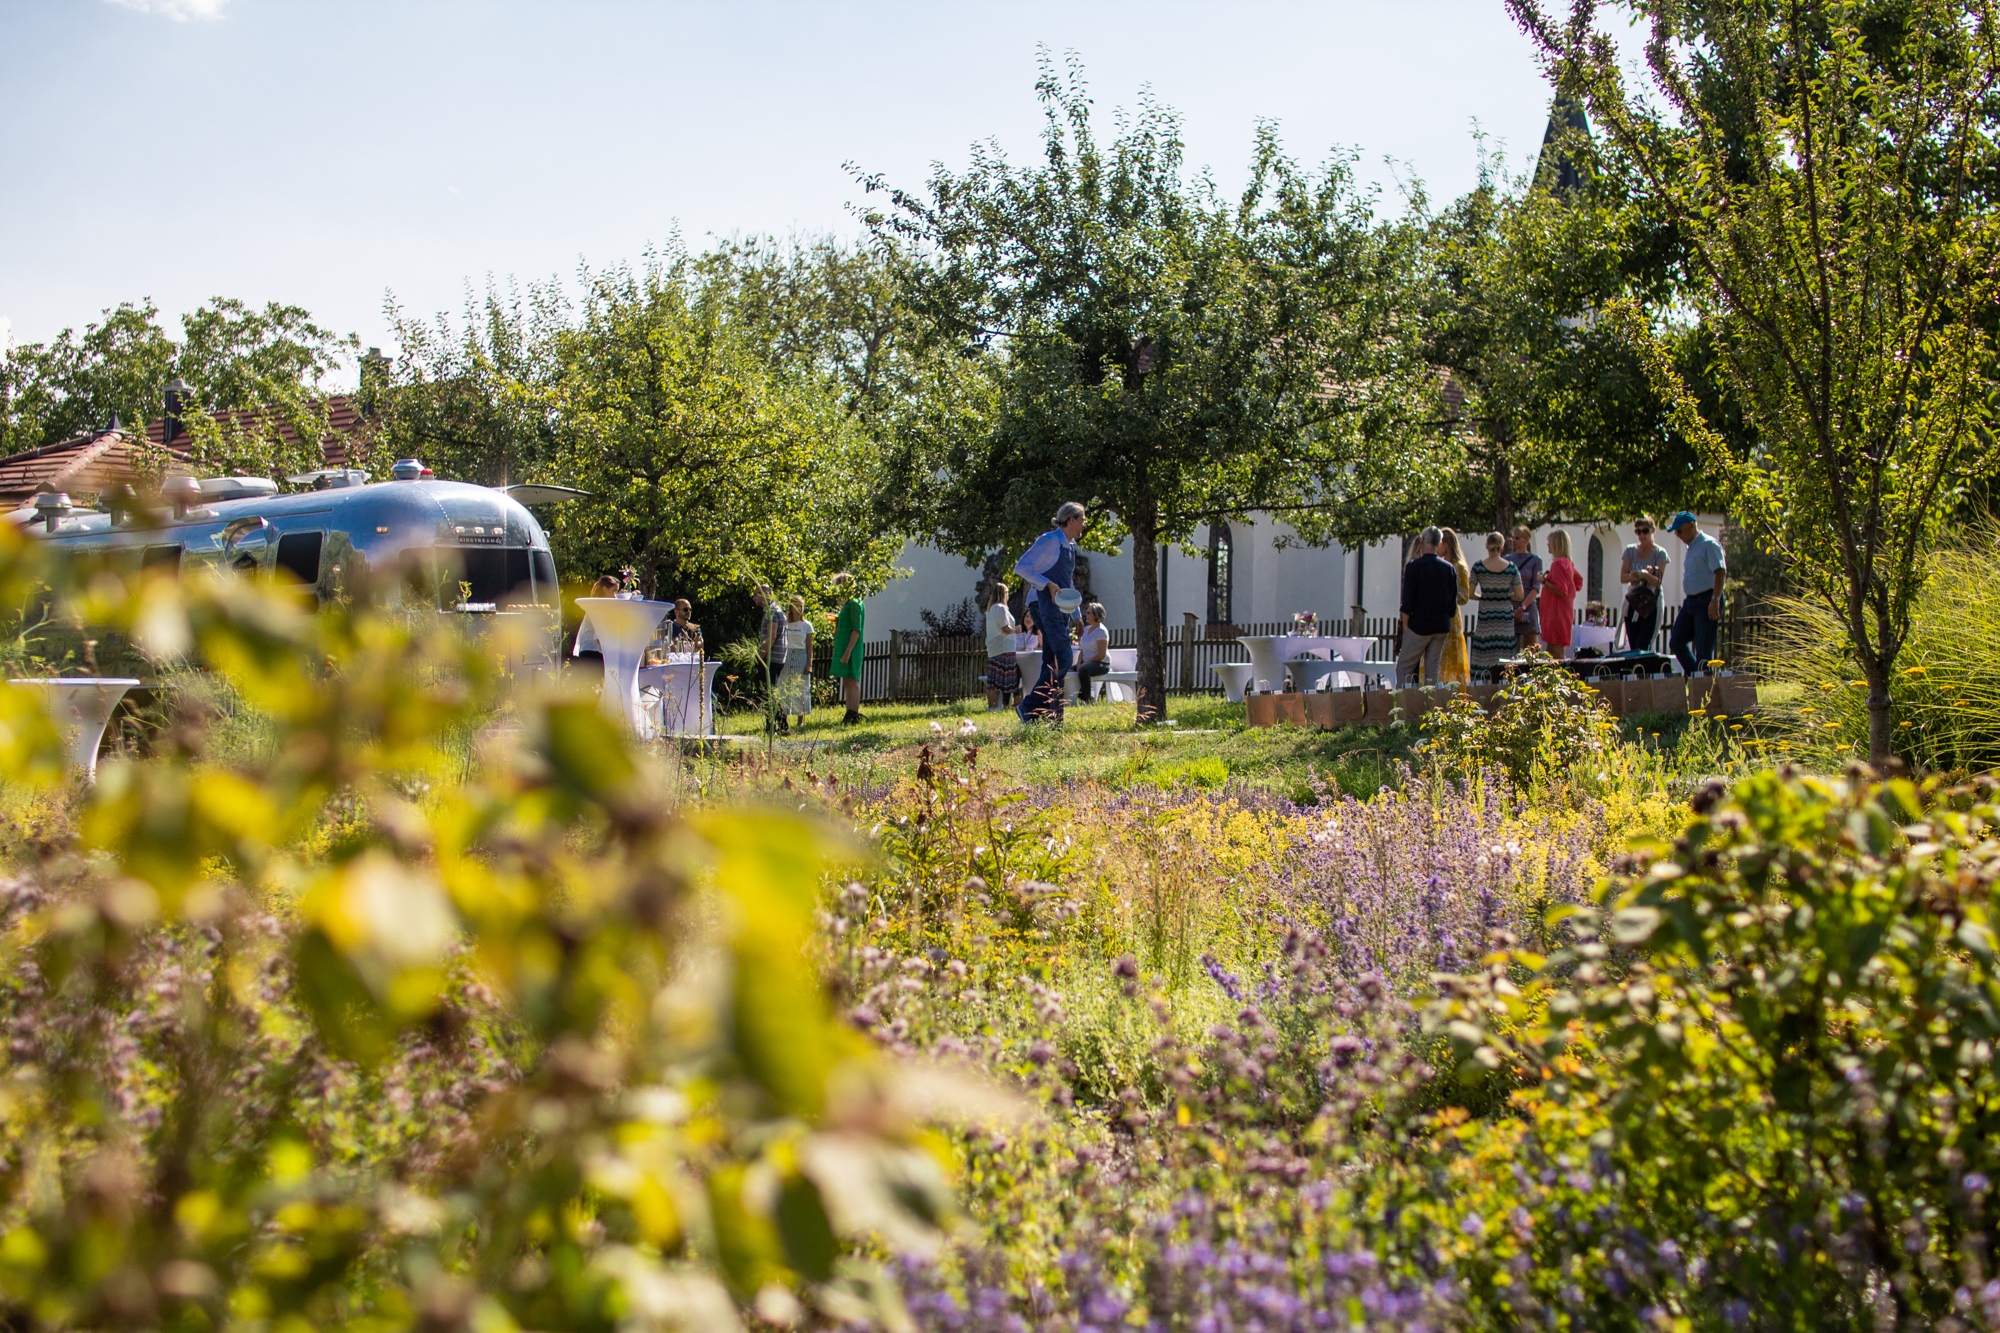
[0,525,972,1333]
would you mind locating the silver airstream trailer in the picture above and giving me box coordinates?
[13,460,572,665]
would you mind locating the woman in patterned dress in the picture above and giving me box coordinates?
[1438,527,1474,686]
[1470,531,1524,680]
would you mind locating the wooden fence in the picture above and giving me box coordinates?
[825,608,1785,705]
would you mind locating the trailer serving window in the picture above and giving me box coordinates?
[400,546,554,609]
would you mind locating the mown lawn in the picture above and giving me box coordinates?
[705,693,1421,800]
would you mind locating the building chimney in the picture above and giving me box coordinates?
[163,377,191,446]
[359,347,390,417]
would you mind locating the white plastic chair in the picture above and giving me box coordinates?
[1094,648,1140,702]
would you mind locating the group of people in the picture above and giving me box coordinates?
[568,574,868,735]
[751,580,867,732]
[982,578,1113,713]
[571,574,707,662]
[1398,511,1728,686]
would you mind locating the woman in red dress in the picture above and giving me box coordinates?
[1542,530,1585,658]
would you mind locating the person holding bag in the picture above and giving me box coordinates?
[1619,517,1670,654]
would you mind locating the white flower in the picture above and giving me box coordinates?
[929,721,944,736]
[957,718,979,738]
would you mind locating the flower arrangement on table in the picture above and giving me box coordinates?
[618,566,642,598]
[1291,611,1317,633]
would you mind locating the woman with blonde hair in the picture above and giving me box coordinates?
[1542,529,1584,658]
[1470,531,1524,679]
[1437,528,1473,686]
[774,595,814,731]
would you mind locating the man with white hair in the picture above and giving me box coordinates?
[1397,526,1458,687]
[1011,501,1087,722]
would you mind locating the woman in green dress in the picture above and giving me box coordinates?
[1470,530,1524,680]
[830,574,865,725]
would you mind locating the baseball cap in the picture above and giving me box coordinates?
[1669,511,1699,531]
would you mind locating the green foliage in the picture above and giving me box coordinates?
[1419,656,1618,788]
[383,255,901,615]
[1418,135,1722,530]
[1434,766,2000,1327]
[1757,517,2000,772]
[1521,0,2000,762]
[0,297,356,472]
[860,53,1440,717]
[0,527,953,1331]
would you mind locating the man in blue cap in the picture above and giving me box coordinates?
[1668,511,1728,676]
[1011,501,1087,722]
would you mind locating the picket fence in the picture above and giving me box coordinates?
[818,609,1782,705]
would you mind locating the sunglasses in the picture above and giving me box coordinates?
[1635,526,1653,533]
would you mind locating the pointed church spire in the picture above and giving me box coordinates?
[1533,95,1592,199]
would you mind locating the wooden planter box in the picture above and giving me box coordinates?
[1246,692,1309,727]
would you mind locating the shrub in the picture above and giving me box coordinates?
[1419,655,1617,788]
[0,533,947,1332]
[1434,766,2000,1328]
[1756,516,2000,771]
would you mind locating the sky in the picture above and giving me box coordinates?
[0,0,1571,382]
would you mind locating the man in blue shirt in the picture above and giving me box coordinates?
[1011,501,1087,722]
[1668,511,1728,676]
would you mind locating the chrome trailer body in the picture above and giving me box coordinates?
[24,479,564,669]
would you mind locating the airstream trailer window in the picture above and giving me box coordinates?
[497,548,554,607]
[400,548,443,608]
[275,532,323,587]
[398,546,549,609]
[141,545,182,577]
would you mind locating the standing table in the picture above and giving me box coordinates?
[637,658,722,737]
[10,677,141,781]
[575,598,674,737]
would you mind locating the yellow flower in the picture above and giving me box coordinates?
[1730,724,1743,731]
[1903,666,1927,676]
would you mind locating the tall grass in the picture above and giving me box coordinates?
[1753,517,2000,772]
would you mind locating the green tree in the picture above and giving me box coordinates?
[1418,123,1720,533]
[860,57,1437,719]
[0,297,357,479]
[537,257,901,607]
[0,301,175,453]
[1515,0,2000,763]
[380,278,569,487]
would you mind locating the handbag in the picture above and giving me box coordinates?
[1623,579,1658,624]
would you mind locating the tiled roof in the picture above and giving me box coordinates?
[0,430,193,503]
[144,393,379,467]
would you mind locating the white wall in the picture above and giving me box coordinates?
[864,540,987,635]
[863,513,1727,638]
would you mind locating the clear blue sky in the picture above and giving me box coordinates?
[1,0,1566,377]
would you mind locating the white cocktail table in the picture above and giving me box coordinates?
[576,598,673,737]
[10,677,141,781]
[636,659,722,736]
[1211,662,1255,702]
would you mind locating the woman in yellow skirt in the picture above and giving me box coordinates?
[1438,527,1474,685]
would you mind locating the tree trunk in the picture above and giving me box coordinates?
[1865,658,1893,768]
[1493,451,1514,533]
[1130,496,1167,724]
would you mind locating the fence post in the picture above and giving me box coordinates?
[888,629,903,701]
[1180,612,1197,694]
[1350,603,1367,637]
